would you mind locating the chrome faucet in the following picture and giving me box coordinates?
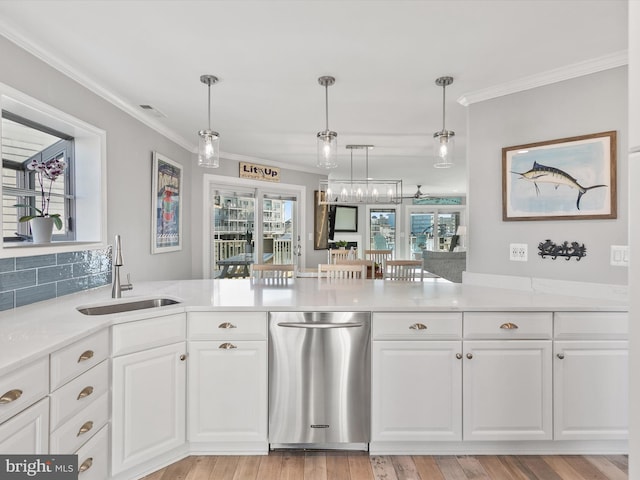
[112,234,133,298]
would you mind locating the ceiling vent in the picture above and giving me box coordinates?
[139,105,167,118]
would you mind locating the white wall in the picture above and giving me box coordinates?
[467,67,628,285]
[0,35,194,281]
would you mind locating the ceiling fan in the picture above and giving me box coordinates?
[402,185,430,199]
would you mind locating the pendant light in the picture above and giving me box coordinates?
[198,74,220,168]
[433,76,455,169]
[317,76,338,169]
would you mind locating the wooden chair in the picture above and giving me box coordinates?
[365,249,392,269]
[336,259,375,278]
[385,260,424,281]
[251,263,294,280]
[328,249,356,263]
[318,263,366,279]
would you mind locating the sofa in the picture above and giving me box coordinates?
[422,250,466,283]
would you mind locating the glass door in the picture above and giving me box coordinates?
[261,194,298,266]
[369,208,396,256]
[406,207,463,258]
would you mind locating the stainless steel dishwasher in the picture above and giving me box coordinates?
[268,311,371,450]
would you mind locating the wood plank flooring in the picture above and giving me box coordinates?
[142,453,628,480]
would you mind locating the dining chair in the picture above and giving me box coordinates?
[328,249,356,263]
[318,263,366,279]
[251,263,295,279]
[336,259,375,278]
[384,260,424,281]
[365,249,393,268]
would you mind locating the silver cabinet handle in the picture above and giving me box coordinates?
[77,421,93,436]
[409,323,427,330]
[219,343,237,349]
[0,389,23,404]
[218,322,237,329]
[277,322,363,329]
[499,322,519,330]
[455,353,462,360]
[78,350,94,362]
[77,386,94,400]
[466,353,473,359]
[179,354,187,361]
[557,353,565,359]
[79,458,93,473]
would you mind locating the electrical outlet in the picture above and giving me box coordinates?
[509,243,528,262]
[610,245,629,267]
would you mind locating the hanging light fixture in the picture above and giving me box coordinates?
[319,145,403,205]
[317,76,338,169]
[433,76,455,168]
[198,74,220,168]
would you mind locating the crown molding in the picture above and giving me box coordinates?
[457,50,628,106]
[0,23,195,152]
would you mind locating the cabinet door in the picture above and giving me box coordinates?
[372,341,462,442]
[463,340,552,441]
[0,398,48,454]
[188,340,267,444]
[111,342,186,475]
[554,340,628,440]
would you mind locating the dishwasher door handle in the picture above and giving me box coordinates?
[277,322,364,329]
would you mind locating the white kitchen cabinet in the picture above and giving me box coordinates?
[188,340,267,446]
[462,339,552,441]
[553,311,628,441]
[0,398,49,454]
[372,340,462,442]
[111,341,186,474]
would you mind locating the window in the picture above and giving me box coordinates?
[2,112,75,242]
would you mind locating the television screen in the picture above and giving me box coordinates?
[333,206,358,232]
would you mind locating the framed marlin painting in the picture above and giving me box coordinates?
[502,131,617,221]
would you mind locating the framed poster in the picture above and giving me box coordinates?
[314,190,329,250]
[502,131,616,221]
[151,152,183,253]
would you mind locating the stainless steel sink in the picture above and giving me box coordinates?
[77,298,180,316]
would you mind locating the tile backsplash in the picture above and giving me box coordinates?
[0,247,112,311]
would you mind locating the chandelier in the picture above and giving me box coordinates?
[318,145,403,205]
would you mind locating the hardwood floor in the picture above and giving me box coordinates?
[141,453,628,480]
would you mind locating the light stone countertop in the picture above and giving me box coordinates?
[0,278,627,376]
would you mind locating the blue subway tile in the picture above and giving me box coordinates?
[15,283,56,307]
[57,277,89,296]
[16,254,56,270]
[57,251,89,265]
[0,291,15,311]
[38,265,73,284]
[0,270,36,292]
[0,258,15,273]
[88,272,111,289]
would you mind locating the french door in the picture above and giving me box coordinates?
[405,207,463,257]
[205,176,303,279]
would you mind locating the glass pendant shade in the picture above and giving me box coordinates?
[198,129,220,168]
[433,130,455,168]
[317,130,338,168]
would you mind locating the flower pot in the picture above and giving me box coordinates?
[30,217,54,244]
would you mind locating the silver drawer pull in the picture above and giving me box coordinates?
[77,386,94,400]
[557,353,565,360]
[409,323,427,330]
[455,353,462,360]
[466,353,473,359]
[219,342,237,350]
[218,322,237,329]
[499,322,519,330]
[0,389,23,404]
[79,458,93,473]
[77,421,94,436]
[78,350,94,362]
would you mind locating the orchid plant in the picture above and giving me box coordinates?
[14,155,67,230]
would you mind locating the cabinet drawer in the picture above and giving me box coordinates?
[0,398,49,454]
[50,360,109,430]
[554,312,628,340]
[463,312,552,339]
[112,313,186,356]
[0,357,48,424]
[372,312,462,340]
[189,311,267,340]
[76,424,109,480]
[51,329,109,391]
[50,393,108,454]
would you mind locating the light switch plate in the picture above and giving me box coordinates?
[610,245,629,267]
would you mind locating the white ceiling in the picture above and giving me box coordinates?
[0,0,628,197]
